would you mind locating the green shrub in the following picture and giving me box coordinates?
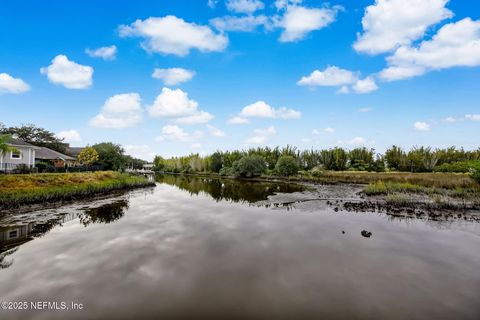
[433,160,480,173]
[472,169,480,184]
[275,155,299,176]
[232,155,266,178]
[219,166,235,176]
[310,166,324,177]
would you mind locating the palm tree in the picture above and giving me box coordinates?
[0,134,18,157]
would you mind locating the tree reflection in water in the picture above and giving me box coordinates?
[78,200,129,227]
[156,174,305,203]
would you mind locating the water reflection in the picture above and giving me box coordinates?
[78,200,129,226]
[156,174,305,203]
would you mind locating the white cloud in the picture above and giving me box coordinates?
[380,18,480,81]
[358,108,373,113]
[353,0,452,55]
[352,77,378,94]
[348,137,367,145]
[85,45,117,60]
[324,127,335,133]
[245,126,276,144]
[155,125,203,142]
[119,16,228,56]
[465,114,480,121]
[148,88,212,124]
[312,129,320,135]
[174,111,214,125]
[124,144,156,161]
[230,100,301,123]
[297,66,358,87]
[55,130,82,143]
[442,116,458,123]
[206,124,226,137]
[226,0,264,14]
[0,73,30,94]
[277,5,339,42]
[336,86,350,94]
[208,0,219,9]
[228,116,250,125]
[210,15,268,32]
[274,0,303,10]
[89,93,143,128]
[414,121,431,131]
[152,68,195,85]
[40,55,93,89]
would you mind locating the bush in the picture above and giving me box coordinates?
[472,169,480,184]
[219,166,235,176]
[310,166,324,177]
[232,155,266,178]
[36,162,55,173]
[275,155,299,177]
[434,160,480,173]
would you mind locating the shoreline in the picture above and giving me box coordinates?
[0,172,156,215]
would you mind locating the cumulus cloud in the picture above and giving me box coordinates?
[119,16,228,56]
[352,77,378,94]
[191,143,202,149]
[208,0,219,9]
[0,73,30,94]
[380,18,480,81]
[354,0,452,55]
[277,5,340,42]
[229,100,301,124]
[324,127,335,133]
[297,66,358,87]
[245,126,276,144]
[226,0,264,14]
[155,125,203,142]
[152,68,195,85]
[40,55,93,89]
[465,114,480,121]
[89,93,143,128]
[85,45,117,60]
[414,121,431,131]
[148,88,213,124]
[210,15,268,32]
[206,124,226,137]
[55,130,82,143]
[124,144,156,161]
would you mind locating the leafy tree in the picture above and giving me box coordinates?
[124,155,147,170]
[209,151,223,173]
[232,155,266,178]
[154,155,166,171]
[348,147,374,171]
[92,142,126,171]
[77,147,99,167]
[275,155,299,176]
[0,123,66,153]
[385,145,407,171]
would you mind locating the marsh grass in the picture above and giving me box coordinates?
[0,171,154,210]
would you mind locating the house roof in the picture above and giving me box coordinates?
[6,137,40,149]
[66,147,84,157]
[35,147,75,161]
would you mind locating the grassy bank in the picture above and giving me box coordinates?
[0,171,155,211]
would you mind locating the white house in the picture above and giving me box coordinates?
[0,137,39,172]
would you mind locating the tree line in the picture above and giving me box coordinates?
[154,145,480,177]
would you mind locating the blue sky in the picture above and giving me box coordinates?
[0,0,479,160]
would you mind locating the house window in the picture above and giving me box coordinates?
[11,151,22,159]
[9,230,18,238]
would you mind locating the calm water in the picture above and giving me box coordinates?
[1,175,479,319]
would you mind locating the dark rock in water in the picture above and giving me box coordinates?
[334,207,339,212]
[341,230,345,234]
[361,230,372,238]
